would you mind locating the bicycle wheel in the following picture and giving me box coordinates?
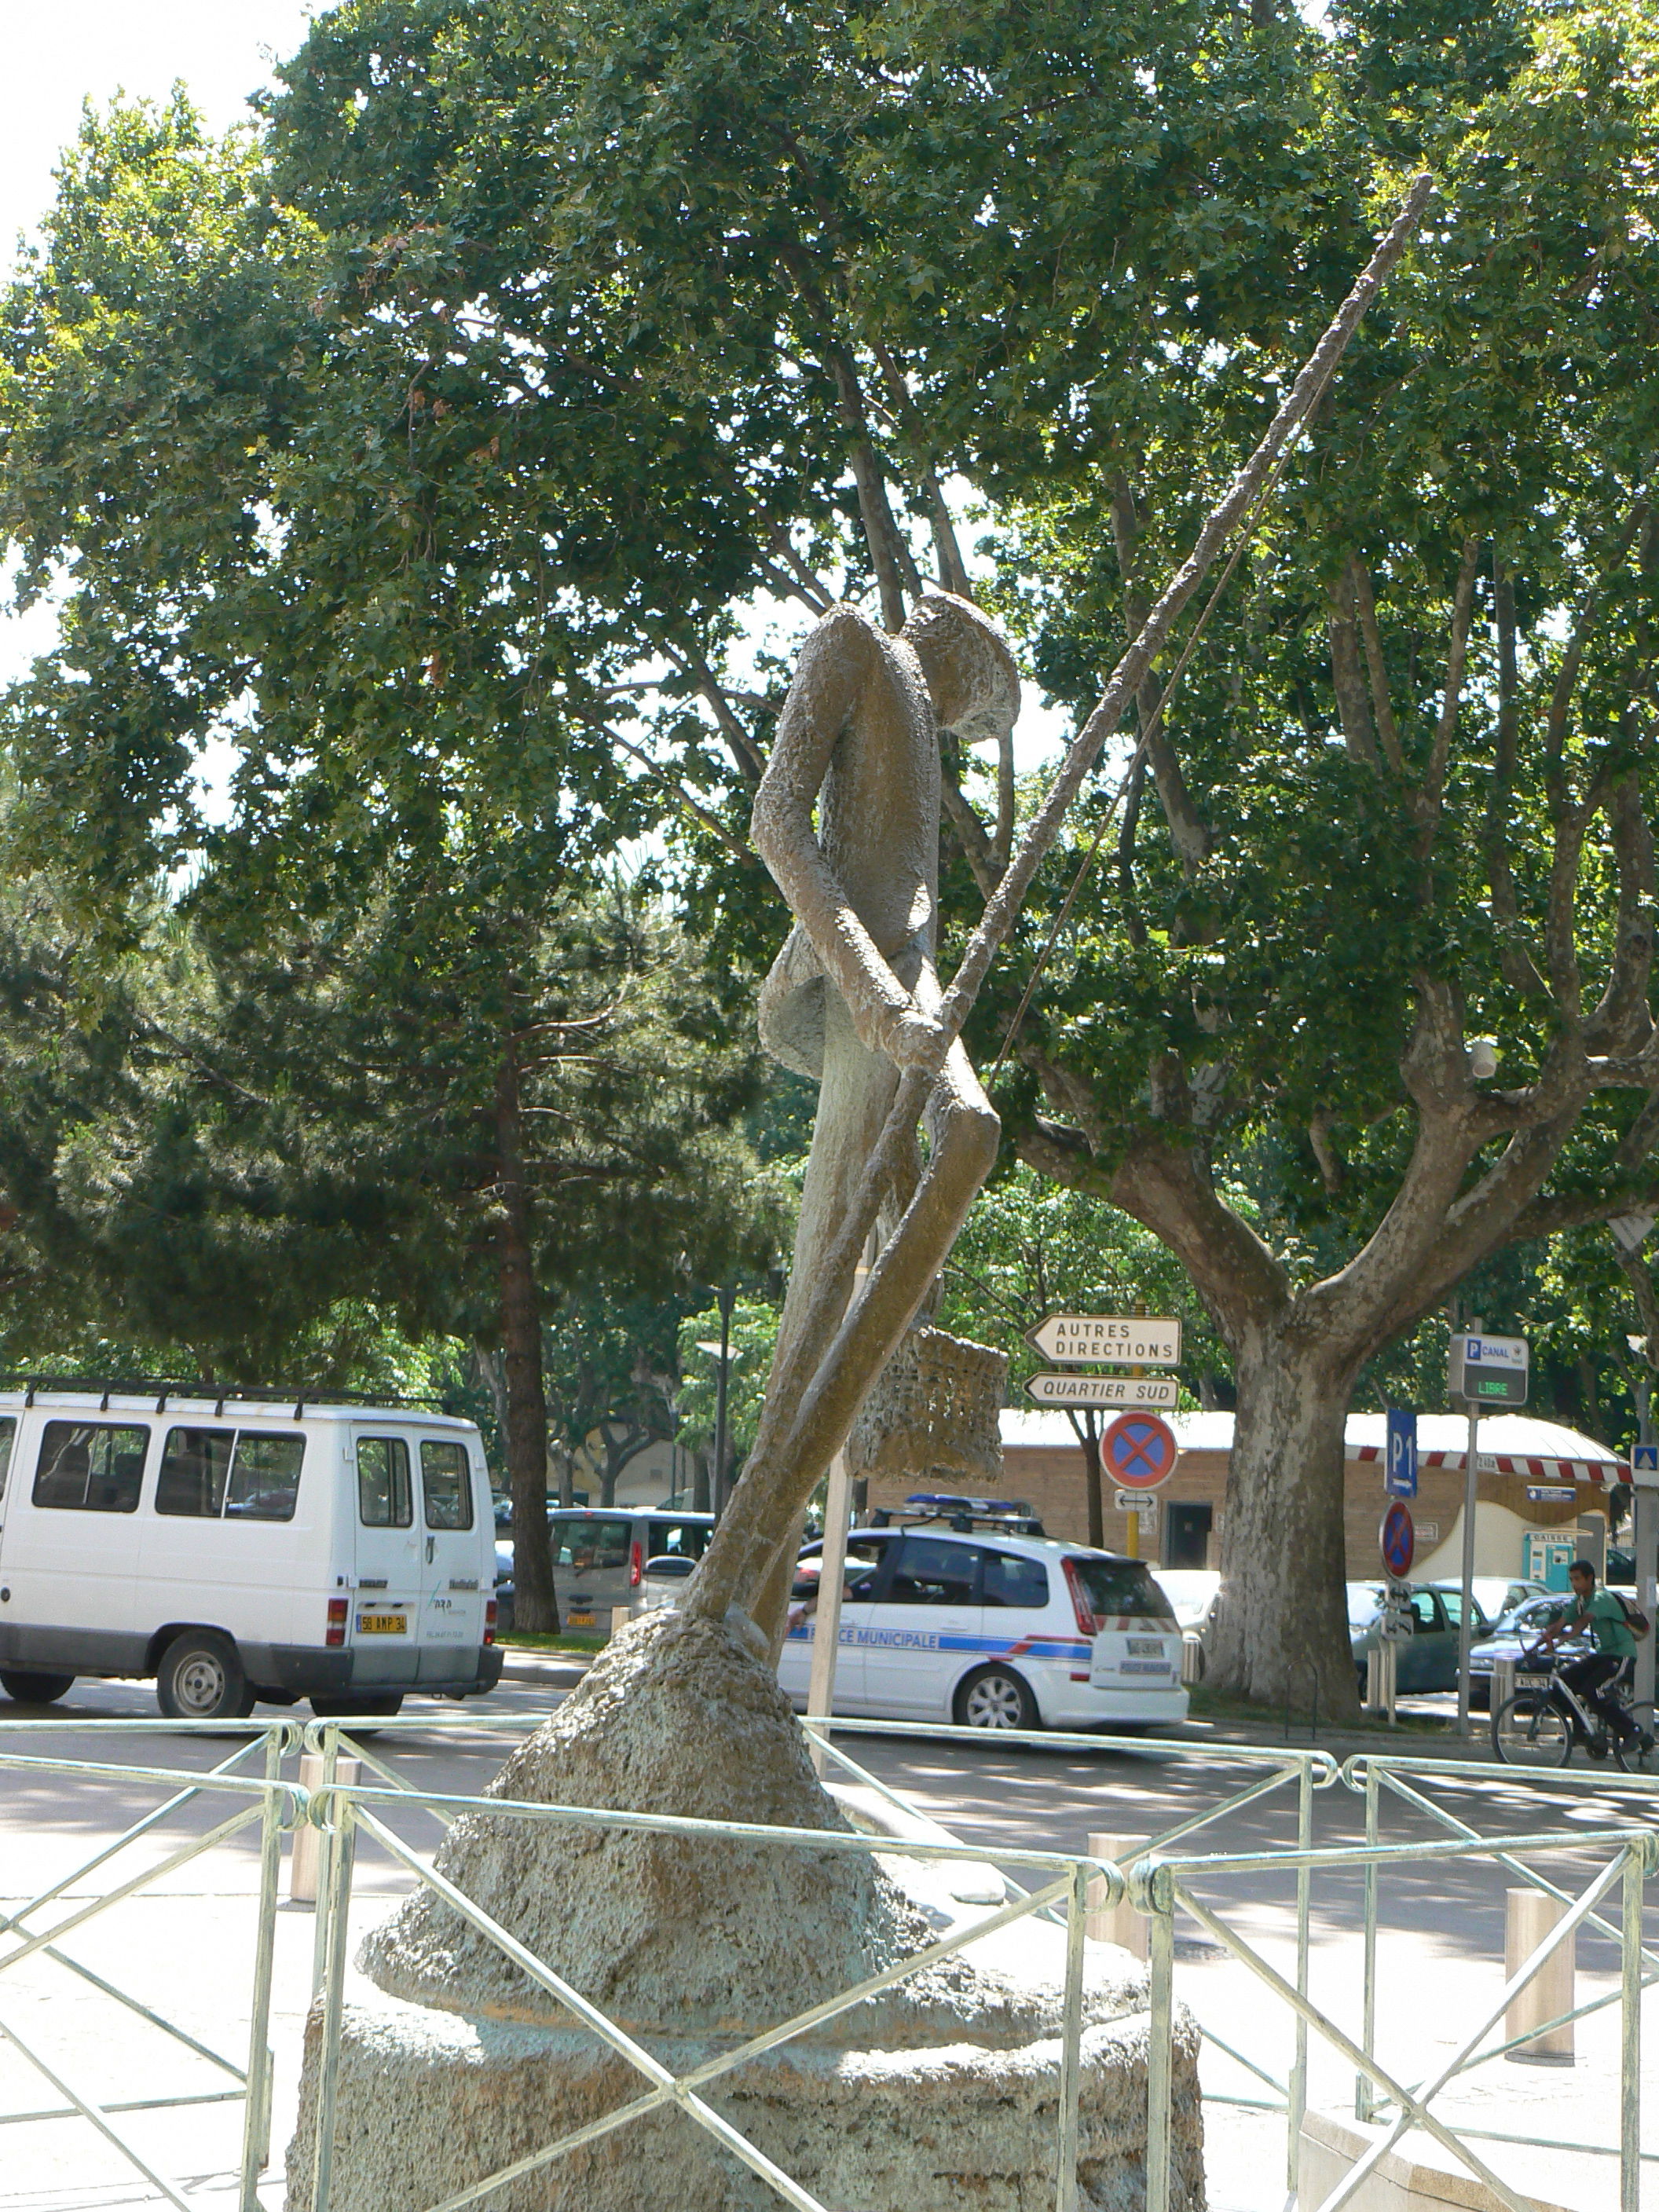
[1492,1690,1574,1767]
[1617,1702,1659,1774]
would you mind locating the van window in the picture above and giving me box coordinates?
[556,1516,630,1570]
[888,1536,980,1606]
[421,1440,474,1530]
[34,1421,148,1513]
[156,1426,237,1516]
[0,1416,15,1504]
[357,1437,412,1528]
[226,1434,304,1522]
[646,1518,710,1563]
[982,1551,1049,1610]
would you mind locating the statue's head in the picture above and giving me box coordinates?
[903,592,1020,749]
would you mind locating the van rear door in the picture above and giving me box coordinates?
[413,1434,487,1681]
[350,1431,422,1683]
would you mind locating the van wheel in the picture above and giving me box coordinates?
[954,1665,1039,1731]
[0,1669,75,1705]
[156,1633,256,1721]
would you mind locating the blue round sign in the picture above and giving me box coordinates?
[1380,1502,1415,1579]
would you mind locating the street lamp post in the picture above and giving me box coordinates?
[694,1287,739,1521]
[712,1285,735,1519]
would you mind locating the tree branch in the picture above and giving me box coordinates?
[1350,556,1404,774]
[1485,556,1549,996]
[1418,534,1481,840]
[1326,565,1379,766]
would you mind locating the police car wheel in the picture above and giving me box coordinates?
[955,1665,1038,1731]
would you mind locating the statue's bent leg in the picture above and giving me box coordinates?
[694,1036,999,1639]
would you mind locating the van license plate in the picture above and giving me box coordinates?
[1128,1637,1163,1654]
[567,1610,595,1628]
[357,1613,407,1635]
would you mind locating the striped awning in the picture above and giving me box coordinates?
[1351,1444,1624,1488]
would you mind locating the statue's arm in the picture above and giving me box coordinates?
[751,608,943,1069]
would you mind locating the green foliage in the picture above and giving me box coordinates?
[676,1298,782,1467]
[937,1164,1226,1406]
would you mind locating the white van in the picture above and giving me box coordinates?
[0,1384,503,1719]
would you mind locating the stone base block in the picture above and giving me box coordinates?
[287,1981,1204,2212]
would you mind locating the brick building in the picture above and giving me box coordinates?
[860,1409,1626,1582]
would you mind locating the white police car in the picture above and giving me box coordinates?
[778,1496,1188,1731]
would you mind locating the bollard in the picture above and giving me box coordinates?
[1364,1641,1397,1721]
[1086,1832,1150,1961]
[1505,1888,1575,2063]
[290,1752,360,1904]
[1491,1657,1516,1716]
[610,1605,632,1640]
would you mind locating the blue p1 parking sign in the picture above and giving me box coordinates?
[1386,1408,1418,1500]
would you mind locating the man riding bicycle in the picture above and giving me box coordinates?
[1536,1560,1651,1756]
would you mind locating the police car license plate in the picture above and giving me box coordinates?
[357,1613,406,1635]
[568,1610,595,1628]
[1128,1637,1163,1655]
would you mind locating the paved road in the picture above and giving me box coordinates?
[2,1673,1652,2210]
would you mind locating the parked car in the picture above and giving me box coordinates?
[1467,1591,1587,1710]
[0,1383,502,1719]
[1349,1580,1492,1694]
[493,1506,715,1633]
[1430,1577,1548,1624]
[1150,1568,1221,1683]
[778,1512,1188,1732]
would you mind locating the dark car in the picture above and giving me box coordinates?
[1349,1580,1491,1694]
[1468,1592,1588,1710]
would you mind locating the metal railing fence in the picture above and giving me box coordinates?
[0,1714,303,2212]
[2,1712,1654,2212]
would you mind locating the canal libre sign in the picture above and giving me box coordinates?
[1025,1313,1182,1366]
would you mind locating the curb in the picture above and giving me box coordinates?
[496,1650,594,1686]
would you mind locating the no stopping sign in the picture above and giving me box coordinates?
[1101,1412,1177,1492]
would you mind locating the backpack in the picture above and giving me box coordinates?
[1616,1591,1652,1640]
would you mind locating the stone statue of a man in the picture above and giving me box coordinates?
[685,591,1019,1646]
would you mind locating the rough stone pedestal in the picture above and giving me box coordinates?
[286,1610,1204,2210]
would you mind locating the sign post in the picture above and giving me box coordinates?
[1448,1327,1529,1735]
[1100,1412,1177,1562]
[1634,1441,1658,1712]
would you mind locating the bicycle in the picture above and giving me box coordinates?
[1492,1642,1659,1771]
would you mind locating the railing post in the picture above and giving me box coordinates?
[238,1727,284,2211]
[1055,1860,1086,2212]
[1144,1867,1175,2212]
[1289,1758,1312,2192]
[1621,1840,1644,2212]
[309,1783,357,2212]
[310,1724,342,1996]
[1357,1760,1379,2123]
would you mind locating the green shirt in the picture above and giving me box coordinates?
[1562,1588,1636,1660]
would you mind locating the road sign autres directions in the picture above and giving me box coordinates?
[1026,1372,1178,1410]
[1025,1313,1182,1367]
